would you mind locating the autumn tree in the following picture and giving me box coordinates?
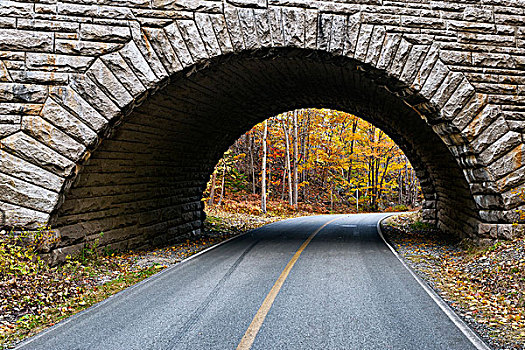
[205,108,420,214]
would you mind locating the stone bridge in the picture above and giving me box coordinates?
[1,0,524,261]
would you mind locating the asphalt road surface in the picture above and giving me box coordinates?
[18,214,489,350]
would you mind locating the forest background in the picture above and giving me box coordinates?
[205,108,421,216]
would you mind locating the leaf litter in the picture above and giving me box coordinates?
[383,212,525,350]
[0,210,276,349]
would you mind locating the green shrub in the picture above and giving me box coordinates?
[0,226,57,278]
[409,221,435,231]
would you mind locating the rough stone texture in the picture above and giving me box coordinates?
[0,0,524,261]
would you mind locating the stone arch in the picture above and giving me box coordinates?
[0,2,522,260]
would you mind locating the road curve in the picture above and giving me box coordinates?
[17,214,488,350]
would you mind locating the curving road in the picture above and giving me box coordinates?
[17,214,489,350]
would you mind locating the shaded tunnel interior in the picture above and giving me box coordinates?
[51,49,480,253]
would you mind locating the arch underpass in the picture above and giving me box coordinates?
[54,49,480,252]
[0,1,523,261]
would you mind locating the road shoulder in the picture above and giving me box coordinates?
[381,213,524,350]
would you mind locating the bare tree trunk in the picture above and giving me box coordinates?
[302,110,311,200]
[412,170,418,207]
[248,132,256,194]
[217,161,226,206]
[356,187,359,213]
[261,121,268,213]
[208,170,217,206]
[398,168,403,205]
[377,154,392,206]
[330,187,333,212]
[281,115,293,205]
[405,163,410,206]
[268,161,272,199]
[347,119,358,183]
[293,110,299,206]
[281,167,287,200]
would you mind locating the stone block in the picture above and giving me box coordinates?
[80,23,131,42]
[129,22,168,81]
[164,23,194,68]
[21,116,86,161]
[0,150,63,191]
[365,25,386,66]
[463,6,493,21]
[0,17,15,29]
[498,224,524,240]
[0,83,47,103]
[490,144,525,179]
[178,19,210,60]
[1,132,75,177]
[376,33,401,70]
[49,86,109,132]
[152,0,222,12]
[304,9,317,50]
[269,6,284,47]
[227,0,266,8]
[440,78,475,120]
[430,71,463,109]
[0,29,53,52]
[224,5,245,51]
[470,116,509,154]
[17,19,79,32]
[10,71,69,85]
[389,38,412,78]
[0,201,50,228]
[447,20,495,33]
[195,13,223,56]
[55,39,123,56]
[354,24,374,62]
[480,131,521,166]
[496,167,525,193]
[209,14,234,53]
[316,13,332,51]
[87,59,134,109]
[143,27,183,75]
[102,52,146,98]
[70,75,121,122]
[400,45,427,84]
[462,105,500,141]
[282,7,305,48]
[343,13,361,57]
[0,61,9,82]
[420,60,449,100]
[0,172,59,213]
[119,41,159,90]
[26,53,95,73]
[0,1,33,16]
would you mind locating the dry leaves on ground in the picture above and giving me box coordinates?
[384,213,525,350]
[0,211,262,349]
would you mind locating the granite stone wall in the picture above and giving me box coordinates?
[0,0,524,261]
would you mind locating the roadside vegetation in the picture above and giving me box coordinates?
[0,220,243,349]
[383,213,525,350]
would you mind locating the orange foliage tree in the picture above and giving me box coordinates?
[206,109,420,214]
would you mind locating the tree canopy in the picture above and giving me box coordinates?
[206,108,420,214]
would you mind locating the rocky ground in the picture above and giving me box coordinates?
[382,212,525,350]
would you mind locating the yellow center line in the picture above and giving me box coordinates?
[236,215,346,350]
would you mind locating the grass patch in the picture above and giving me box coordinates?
[409,220,436,231]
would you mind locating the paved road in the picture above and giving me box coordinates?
[18,214,488,350]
